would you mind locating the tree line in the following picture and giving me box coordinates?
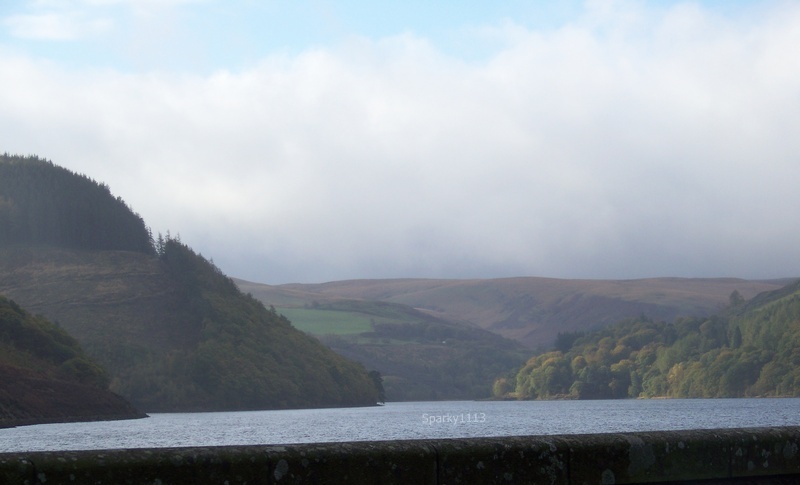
[0,154,153,254]
[89,238,385,411]
[498,280,800,400]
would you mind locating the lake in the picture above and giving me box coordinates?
[2,398,799,453]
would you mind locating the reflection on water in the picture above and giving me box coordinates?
[2,398,799,453]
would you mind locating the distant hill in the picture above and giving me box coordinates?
[0,295,143,427]
[239,277,786,348]
[507,279,800,400]
[262,297,529,401]
[0,154,383,411]
[236,276,789,400]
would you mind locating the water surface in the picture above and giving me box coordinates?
[2,398,799,453]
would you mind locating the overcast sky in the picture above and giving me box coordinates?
[1,1,799,284]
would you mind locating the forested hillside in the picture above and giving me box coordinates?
[0,154,383,411]
[0,154,153,253]
[0,295,143,427]
[122,238,382,410]
[503,281,800,400]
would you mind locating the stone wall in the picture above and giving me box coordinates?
[2,426,799,484]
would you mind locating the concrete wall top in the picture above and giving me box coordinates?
[2,426,800,484]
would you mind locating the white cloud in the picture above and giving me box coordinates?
[1,1,799,282]
[81,0,209,17]
[3,0,205,42]
[3,11,112,40]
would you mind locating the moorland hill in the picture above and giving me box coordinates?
[240,277,785,348]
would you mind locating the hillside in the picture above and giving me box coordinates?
[236,276,786,401]
[506,279,800,400]
[271,298,528,401]
[0,154,153,253]
[0,154,383,411]
[239,277,785,348]
[0,295,143,427]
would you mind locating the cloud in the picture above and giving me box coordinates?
[1,1,799,282]
[3,11,112,40]
[2,0,205,45]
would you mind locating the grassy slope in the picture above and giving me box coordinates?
[278,307,374,335]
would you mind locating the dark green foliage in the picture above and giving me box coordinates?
[509,280,800,400]
[107,239,383,411]
[554,330,583,352]
[368,370,386,403]
[0,154,154,254]
[0,294,109,387]
[729,290,745,307]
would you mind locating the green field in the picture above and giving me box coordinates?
[277,308,374,335]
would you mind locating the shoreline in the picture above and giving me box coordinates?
[0,412,148,429]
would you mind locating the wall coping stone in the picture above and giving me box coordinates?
[2,426,799,484]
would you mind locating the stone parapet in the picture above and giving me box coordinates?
[2,426,799,484]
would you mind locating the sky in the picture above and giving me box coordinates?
[1,0,799,284]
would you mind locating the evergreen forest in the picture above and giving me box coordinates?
[109,237,384,410]
[0,154,153,254]
[501,281,800,400]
